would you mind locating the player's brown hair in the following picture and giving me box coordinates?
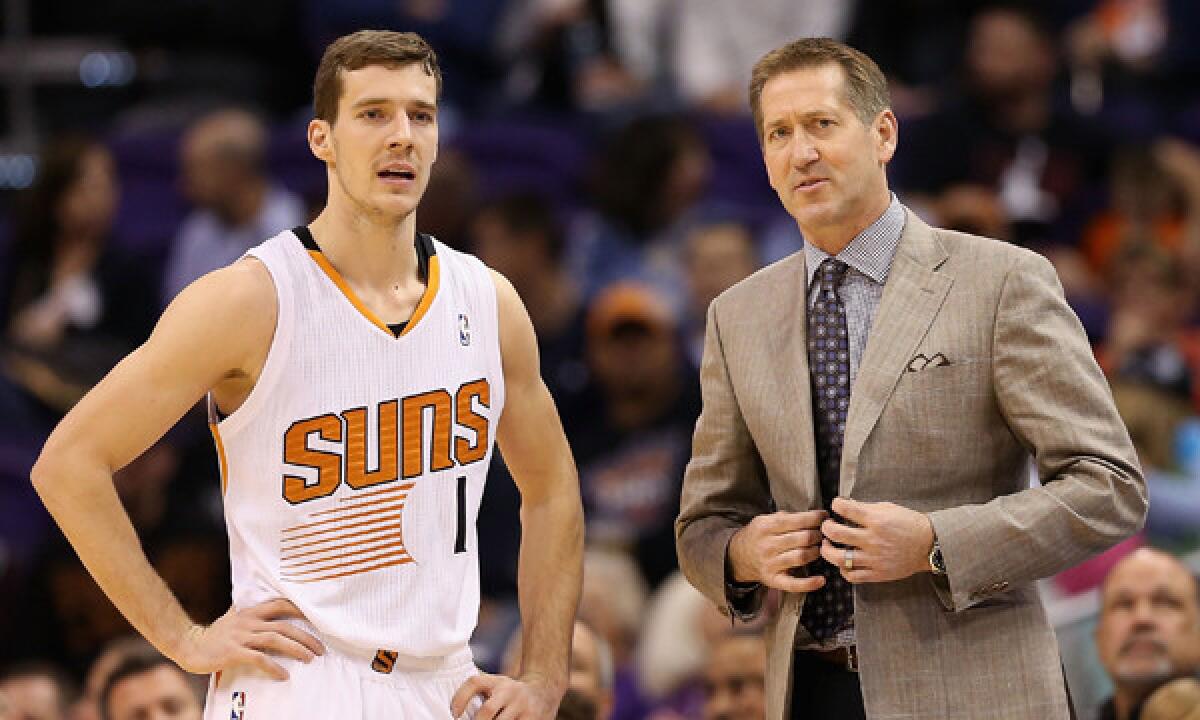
[313,30,442,124]
[748,37,889,142]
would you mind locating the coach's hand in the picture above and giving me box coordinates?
[819,497,934,583]
[727,510,828,594]
[174,598,326,680]
[451,671,561,720]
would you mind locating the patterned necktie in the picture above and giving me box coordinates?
[799,257,854,643]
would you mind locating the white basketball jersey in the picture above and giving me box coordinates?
[209,227,505,660]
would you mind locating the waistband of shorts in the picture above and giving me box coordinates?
[286,618,475,677]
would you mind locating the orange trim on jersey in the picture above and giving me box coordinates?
[208,422,229,495]
[280,501,406,534]
[281,528,404,563]
[306,250,440,339]
[307,250,393,335]
[284,553,415,584]
[338,482,415,502]
[283,545,412,578]
[280,521,402,554]
[281,535,406,570]
[280,513,405,544]
[400,254,440,336]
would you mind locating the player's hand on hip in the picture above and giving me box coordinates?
[728,510,828,594]
[820,497,934,584]
[451,672,561,720]
[175,597,326,680]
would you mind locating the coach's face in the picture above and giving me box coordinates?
[309,63,439,222]
[1096,550,1200,689]
[760,64,895,252]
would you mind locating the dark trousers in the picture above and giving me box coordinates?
[789,650,866,720]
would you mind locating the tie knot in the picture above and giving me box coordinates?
[818,258,850,289]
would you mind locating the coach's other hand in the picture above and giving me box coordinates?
[819,497,935,584]
[174,597,326,680]
[451,671,562,720]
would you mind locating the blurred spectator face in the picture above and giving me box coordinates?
[1096,549,1200,690]
[104,665,200,720]
[569,622,612,720]
[966,9,1054,100]
[702,635,766,720]
[759,64,895,244]
[58,145,118,241]
[684,223,758,318]
[310,63,438,223]
[180,111,264,214]
[586,286,678,397]
[0,672,67,720]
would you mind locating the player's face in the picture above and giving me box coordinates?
[1096,552,1200,688]
[760,64,895,249]
[313,63,439,221]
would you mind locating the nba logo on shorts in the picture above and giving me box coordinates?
[230,690,246,720]
[458,313,471,346]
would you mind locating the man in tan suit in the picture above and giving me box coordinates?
[675,38,1147,720]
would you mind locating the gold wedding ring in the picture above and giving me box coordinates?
[844,548,855,571]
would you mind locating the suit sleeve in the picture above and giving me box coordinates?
[675,300,772,615]
[927,251,1147,611]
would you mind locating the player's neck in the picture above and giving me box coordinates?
[308,203,421,292]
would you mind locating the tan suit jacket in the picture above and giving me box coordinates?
[676,210,1146,720]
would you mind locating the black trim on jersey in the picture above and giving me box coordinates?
[293,227,437,339]
[291,226,435,284]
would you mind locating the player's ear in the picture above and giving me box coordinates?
[309,119,333,164]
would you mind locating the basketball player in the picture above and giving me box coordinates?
[31,30,583,720]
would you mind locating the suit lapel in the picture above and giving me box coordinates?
[758,253,819,507]
[841,211,953,496]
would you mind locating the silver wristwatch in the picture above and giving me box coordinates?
[928,539,946,576]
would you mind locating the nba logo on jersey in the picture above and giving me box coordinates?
[230,691,246,720]
[458,313,471,346]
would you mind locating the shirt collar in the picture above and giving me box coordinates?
[804,193,905,291]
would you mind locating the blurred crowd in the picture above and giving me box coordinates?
[3,1,1200,719]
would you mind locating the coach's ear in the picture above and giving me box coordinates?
[308,119,333,164]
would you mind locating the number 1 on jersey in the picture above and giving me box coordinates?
[454,476,466,554]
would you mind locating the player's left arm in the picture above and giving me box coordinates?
[452,270,583,720]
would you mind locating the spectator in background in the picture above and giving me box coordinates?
[571,115,711,302]
[1094,548,1200,720]
[0,662,77,720]
[573,284,700,588]
[1100,245,1200,410]
[578,548,649,720]
[899,5,1107,249]
[161,108,304,303]
[503,621,614,720]
[472,192,588,404]
[701,631,767,720]
[99,652,202,720]
[671,0,855,114]
[1,136,156,423]
[69,637,157,720]
[681,222,760,369]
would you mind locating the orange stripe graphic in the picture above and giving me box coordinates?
[311,493,409,517]
[284,555,415,584]
[283,546,414,579]
[281,527,404,562]
[281,501,405,534]
[282,535,406,570]
[339,482,415,502]
[280,511,404,544]
[401,254,440,336]
[208,422,229,495]
[281,521,402,555]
